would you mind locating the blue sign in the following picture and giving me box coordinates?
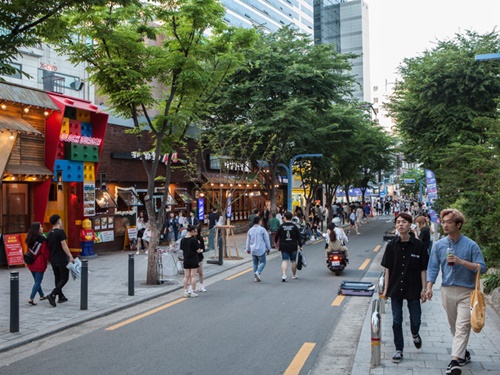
[404,179,416,184]
[197,199,204,221]
[380,192,386,197]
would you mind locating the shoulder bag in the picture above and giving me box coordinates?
[470,264,486,333]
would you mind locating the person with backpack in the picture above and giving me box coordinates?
[25,222,50,305]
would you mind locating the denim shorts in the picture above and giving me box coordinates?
[281,250,297,262]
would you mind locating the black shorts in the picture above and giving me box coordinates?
[137,228,145,238]
[183,259,199,269]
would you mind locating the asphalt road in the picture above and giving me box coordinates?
[0,217,391,375]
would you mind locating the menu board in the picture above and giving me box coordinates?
[84,183,96,216]
[3,234,24,266]
[95,230,114,244]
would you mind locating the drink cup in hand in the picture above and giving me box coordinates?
[446,248,454,266]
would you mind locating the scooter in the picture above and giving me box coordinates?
[292,217,311,245]
[327,250,347,276]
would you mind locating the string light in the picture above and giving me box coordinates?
[23,106,30,114]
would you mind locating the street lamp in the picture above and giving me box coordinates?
[287,154,323,212]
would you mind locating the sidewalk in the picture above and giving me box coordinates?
[0,232,254,352]
[352,249,500,375]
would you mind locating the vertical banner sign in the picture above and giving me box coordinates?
[226,197,232,218]
[197,198,205,222]
[425,169,439,223]
[83,183,96,217]
[3,234,24,266]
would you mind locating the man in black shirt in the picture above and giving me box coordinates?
[275,212,302,282]
[382,213,429,364]
[208,207,219,251]
[46,214,75,307]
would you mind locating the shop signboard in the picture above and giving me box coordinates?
[84,183,96,216]
[3,234,24,266]
[95,230,114,243]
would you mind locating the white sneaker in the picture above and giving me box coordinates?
[189,292,198,298]
[292,275,299,280]
[145,250,148,255]
[183,291,190,298]
[282,275,287,282]
[199,286,207,292]
[136,251,139,255]
[254,272,261,282]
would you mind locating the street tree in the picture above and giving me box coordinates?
[0,0,132,77]
[388,29,500,264]
[207,26,357,214]
[43,0,257,284]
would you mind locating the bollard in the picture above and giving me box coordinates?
[371,299,381,366]
[10,271,19,333]
[128,254,134,296]
[80,260,88,310]
[378,271,386,314]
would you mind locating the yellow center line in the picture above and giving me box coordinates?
[359,258,371,270]
[332,295,345,306]
[284,342,316,375]
[105,298,186,331]
[373,245,381,252]
[225,268,253,280]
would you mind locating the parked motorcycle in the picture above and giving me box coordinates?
[327,250,347,276]
[292,217,310,245]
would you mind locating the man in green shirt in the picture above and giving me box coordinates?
[269,212,281,249]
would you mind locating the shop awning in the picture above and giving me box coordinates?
[153,193,178,206]
[117,188,143,206]
[96,189,117,208]
[0,82,59,110]
[5,164,53,177]
[175,189,194,203]
[0,115,42,136]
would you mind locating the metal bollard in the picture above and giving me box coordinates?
[128,254,134,296]
[371,299,381,366]
[80,260,88,310]
[10,271,19,333]
[378,271,386,314]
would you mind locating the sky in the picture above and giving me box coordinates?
[367,0,500,88]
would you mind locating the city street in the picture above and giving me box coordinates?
[0,217,390,375]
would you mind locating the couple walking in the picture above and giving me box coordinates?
[245,212,302,282]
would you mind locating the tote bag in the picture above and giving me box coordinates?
[470,264,486,333]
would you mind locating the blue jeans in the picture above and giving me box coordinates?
[30,271,45,300]
[391,298,421,352]
[252,254,267,274]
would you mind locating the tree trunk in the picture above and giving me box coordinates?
[146,224,161,285]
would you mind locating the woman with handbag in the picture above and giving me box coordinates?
[25,222,50,305]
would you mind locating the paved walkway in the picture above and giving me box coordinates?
[352,249,500,375]
[0,232,255,352]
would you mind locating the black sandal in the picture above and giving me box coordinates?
[28,299,37,305]
[40,296,47,300]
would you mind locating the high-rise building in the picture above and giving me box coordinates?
[220,0,314,35]
[313,0,370,102]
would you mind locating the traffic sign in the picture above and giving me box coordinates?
[403,179,416,184]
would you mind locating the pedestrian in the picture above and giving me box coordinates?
[164,211,179,245]
[245,216,272,282]
[177,210,186,230]
[136,210,148,254]
[363,202,371,222]
[426,208,486,375]
[25,222,50,305]
[181,225,203,298]
[46,214,75,307]
[349,209,360,235]
[262,206,270,230]
[322,204,329,226]
[415,216,431,254]
[187,210,200,228]
[382,213,429,364]
[194,227,207,293]
[268,212,280,249]
[208,207,219,251]
[356,204,364,226]
[275,212,302,282]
